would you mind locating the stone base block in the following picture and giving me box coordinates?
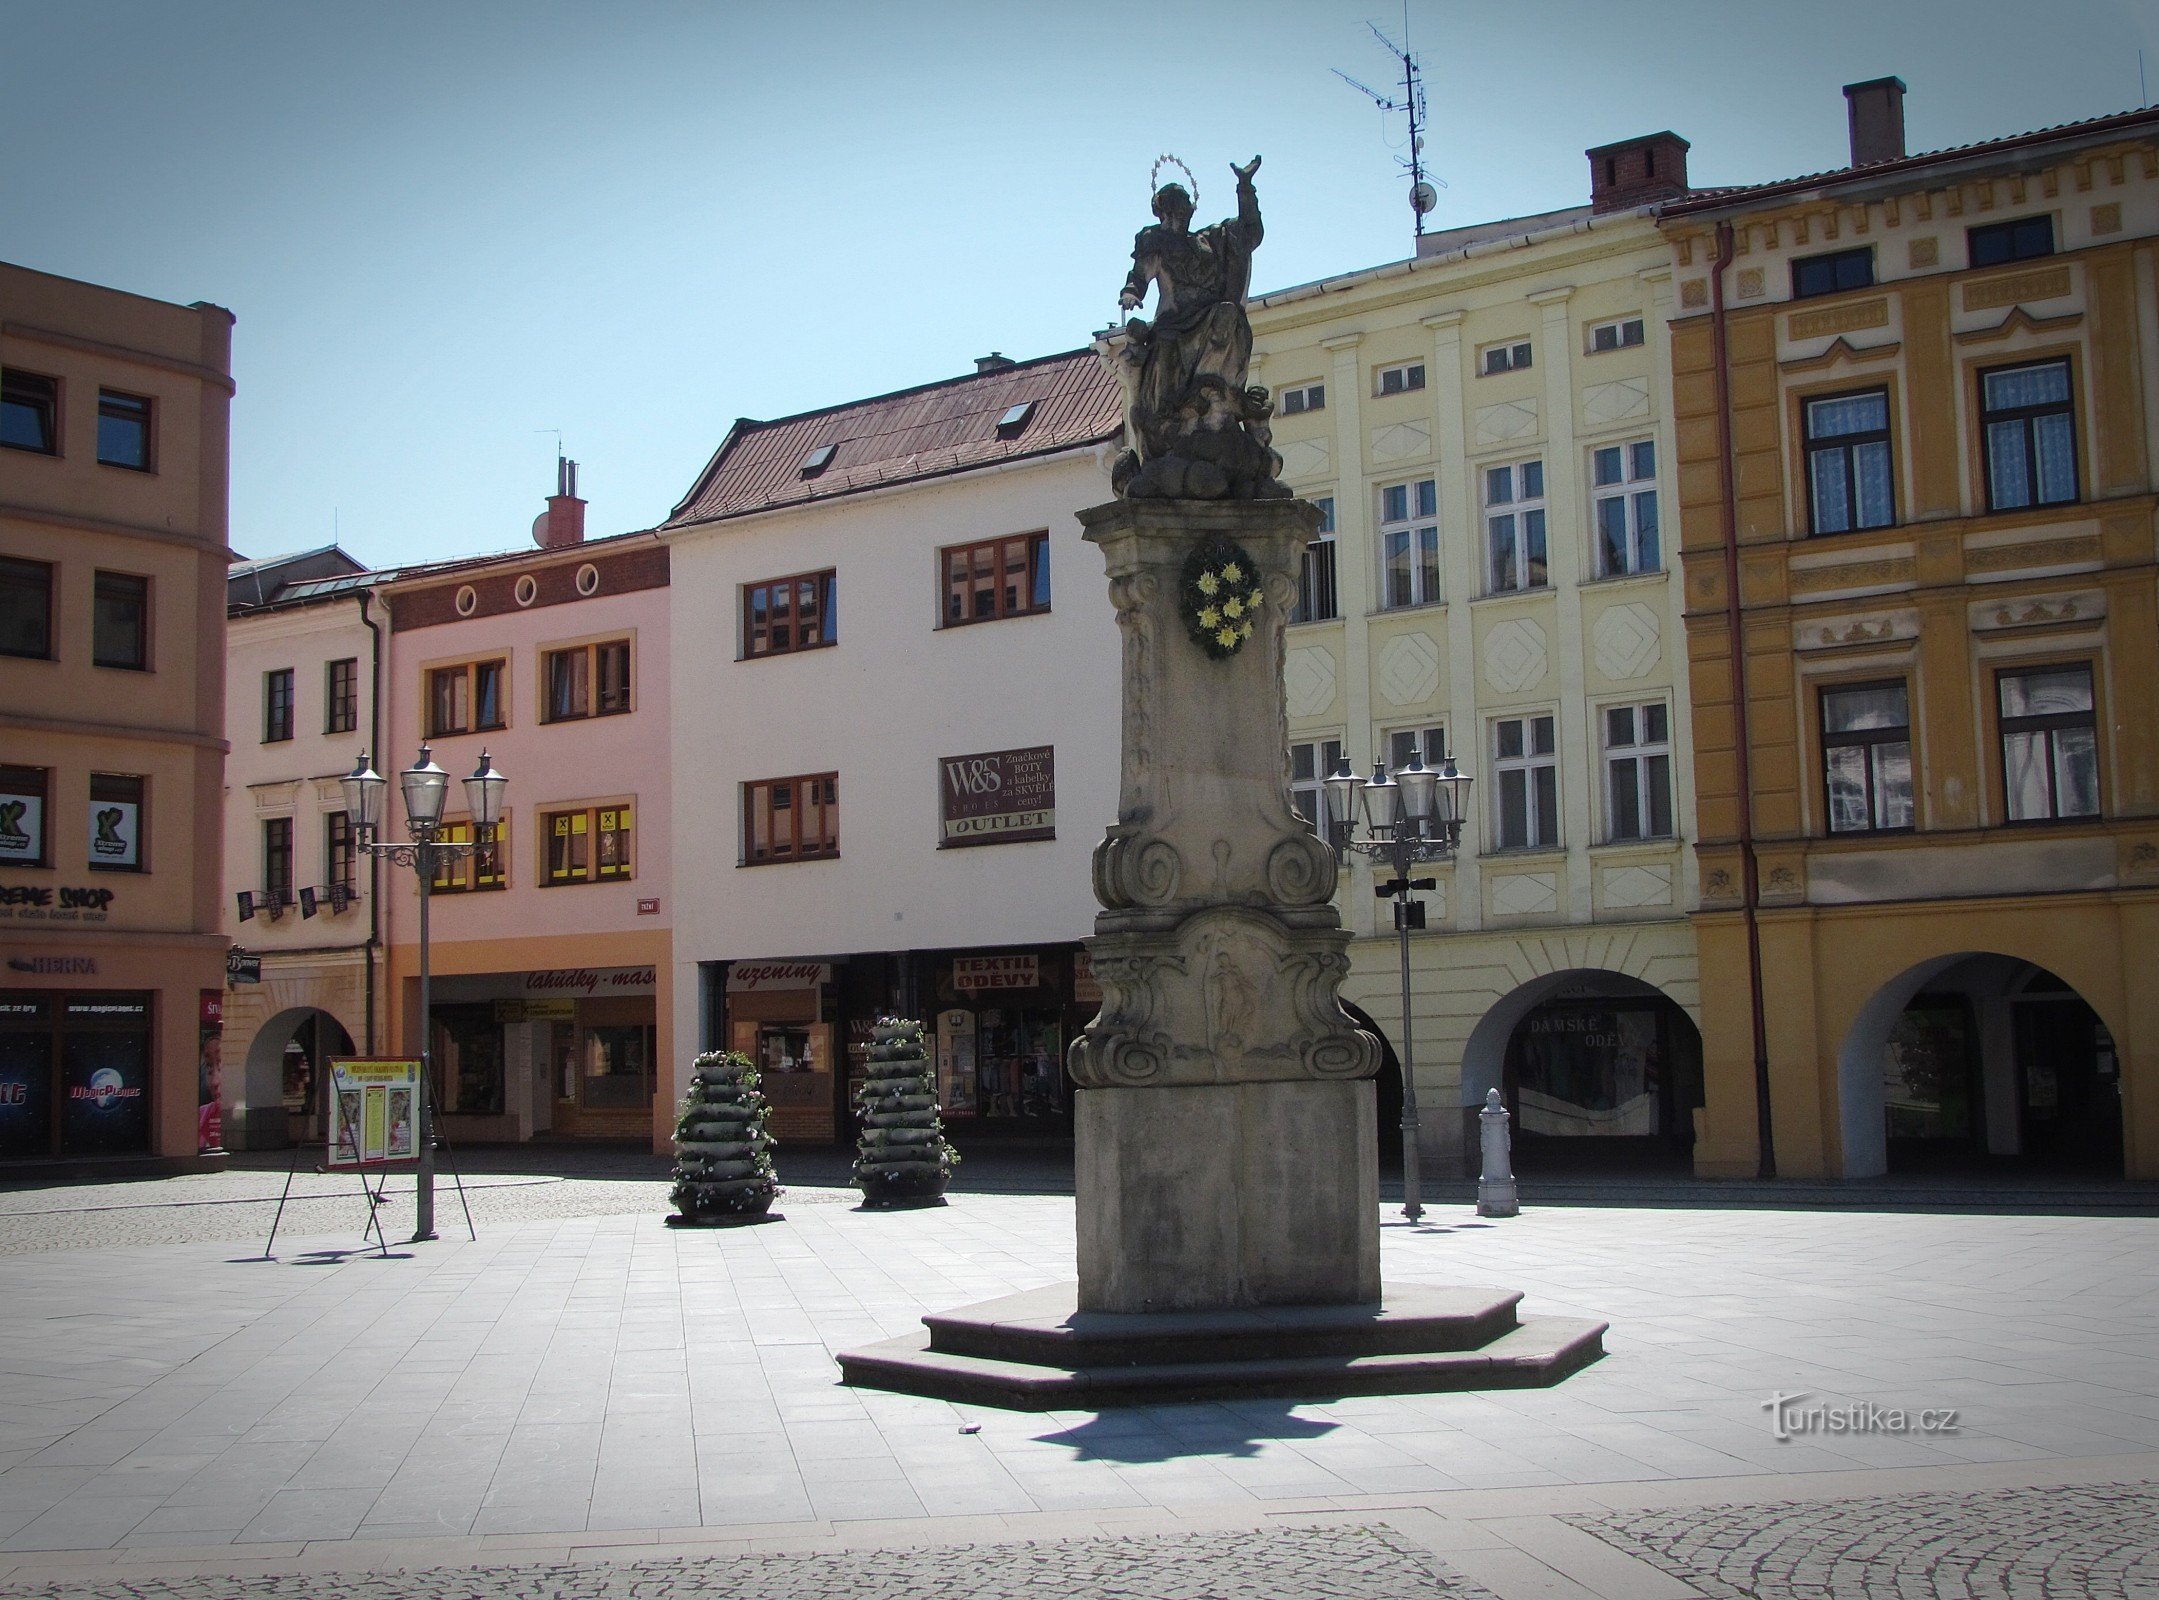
[1076,1078,1378,1312]
[837,1281,1606,1410]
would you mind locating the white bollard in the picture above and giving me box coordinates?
[1477,1088,1519,1218]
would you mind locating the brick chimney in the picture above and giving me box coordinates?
[1586,132,1691,213]
[1844,77,1908,167]
[975,352,1016,373]
[533,456,586,549]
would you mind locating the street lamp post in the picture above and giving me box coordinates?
[1324,742,1471,1223]
[343,745,506,1243]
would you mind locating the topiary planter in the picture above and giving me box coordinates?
[852,1016,958,1208]
[667,1049,782,1226]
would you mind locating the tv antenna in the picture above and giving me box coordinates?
[1334,17,1443,239]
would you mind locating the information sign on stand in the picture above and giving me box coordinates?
[326,1057,422,1168]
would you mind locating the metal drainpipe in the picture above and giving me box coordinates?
[1709,220,1777,1179]
[359,589,383,1055]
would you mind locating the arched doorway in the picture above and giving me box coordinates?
[1462,970,1702,1173]
[1341,998,1403,1168]
[240,1007,355,1150]
[1839,954,2123,1177]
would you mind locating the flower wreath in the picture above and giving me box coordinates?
[1179,537,1265,659]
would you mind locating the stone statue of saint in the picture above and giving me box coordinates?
[1106,156,1288,501]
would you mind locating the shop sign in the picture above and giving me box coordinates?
[226,948,262,985]
[495,998,575,1023]
[726,961,830,994]
[1073,949,1101,1005]
[521,965,655,997]
[939,745,1055,847]
[0,794,42,863]
[953,954,1039,993]
[0,885,116,923]
[7,956,98,976]
[87,799,141,869]
[326,1057,422,1168]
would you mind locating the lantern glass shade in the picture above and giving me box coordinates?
[341,754,386,833]
[1397,749,1437,832]
[1433,754,1471,829]
[400,744,451,832]
[463,749,508,829]
[1361,762,1403,833]
[1322,755,1361,836]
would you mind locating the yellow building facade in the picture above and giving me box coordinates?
[1664,93,2159,1179]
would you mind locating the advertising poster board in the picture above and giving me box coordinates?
[934,1007,977,1118]
[197,990,223,1155]
[58,995,151,1155]
[86,799,141,869]
[938,746,1055,847]
[326,1057,422,1168]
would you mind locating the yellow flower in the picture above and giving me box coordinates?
[1196,572,1220,596]
[1215,626,1238,648]
[1221,562,1244,583]
[1223,597,1244,619]
[1239,621,1255,642]
[1198,606,1220,628]
[1248,589,1264,610]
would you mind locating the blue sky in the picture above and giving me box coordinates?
[5,0,2153,569]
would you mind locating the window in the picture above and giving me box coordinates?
[1288,738,1344,835]
[542,639,632,721]
[1374,361,1425,396]
[1388,724,1446,772]
[1803,390,1895,534]
[325,658,359,735]
[1379,479,1440,608]
[1484,459,1547,593]
[1589,317,1646,353]
[1822,681,1914,834]
[1981,359,2078,512]
[1969,215,2055,268]
[429,818,506,893]
[1999,665,2098,822]
[1493,715,1559,850]
[426,659,505,737]
[1792,247,1874,299]
[325,811,356,901]
[799,443,836,477]
[0,765,50,866]
[0,557,53,660]
[1291,497,1338,624]
[263,668,294,743]
[743,773,838,863]
[543,803,635,885]
[1279,382,1324,415]
[1480,340,1533,376]
[1592,440,1660,575]
[744,570,836,658]
[0,370,57,455]
[995,401,1036,438]
[88,773,144,871]
[92,571,148,670]
[261,817,293,909]
[1604,703,1673,841]
[96,391,152,470]
[943,532,1049,625]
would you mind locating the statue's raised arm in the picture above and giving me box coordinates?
[1100,154,1289,501]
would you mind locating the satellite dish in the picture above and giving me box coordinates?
[1410,181,1439,216]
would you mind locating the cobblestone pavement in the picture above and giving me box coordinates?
[1572,1481,2159,1597]
[0,1524,1494,1599]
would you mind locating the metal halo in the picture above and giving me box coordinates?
[1149,153,1197,211]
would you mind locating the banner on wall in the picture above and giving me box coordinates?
[326,1058,421,1169]
[938,746,1055,847]
[197,990,224,1155]
[934,1008,977,1119]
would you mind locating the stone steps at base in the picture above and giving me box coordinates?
[837,1315,1607,1410]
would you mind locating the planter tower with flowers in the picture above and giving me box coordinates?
[666,1048,780,1225]
[852,1016,957,1207]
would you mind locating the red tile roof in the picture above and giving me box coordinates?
[665,348,1123,528]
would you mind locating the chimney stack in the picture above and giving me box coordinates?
[1844,77,1907,167]
[975,352,1016,373]
[1585,132,1691,213]
[533,456,586,549]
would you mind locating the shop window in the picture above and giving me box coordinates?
[263,667,294,743]
[1604,702,1673,841]
[261,817,293,912]
[743,773,838,863]
[1592,439,1660,575]
[1999,664,2098,822]
[1484,459,1547,593]
[1803,389,1895,535]
[942,532,1049,625]
[431,1002,505,1115]
[1822,680,1914,834]
[579,1023,656,1110]
[0,765,50,866]
[1792,246,1874,299]
[1288,737,1343,836]
[542,638,632,721]
[428,817,506,893]
[0,370,57,455]
[1380,478,1440,609]
[1980,359,2078,512]
[1290,496,1337,623]
[1493,714,1559,850]
[426,658,505,737]
[92,571,148,670]
[543,803,634,884]
[88,773,145,871]
[0,557,53,660]
[0,992,156,1159]
[743,570,836,658]
[96,390,152,470]
[325,657,359,734]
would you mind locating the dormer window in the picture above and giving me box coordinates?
[995,401,1036,439]
[800,444,836,477]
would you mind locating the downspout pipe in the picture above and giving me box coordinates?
[359,589,383,1056]
[1709,220,1777,1179]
